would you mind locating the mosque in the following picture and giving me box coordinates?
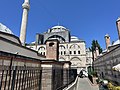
[0,0,93,89]
[0,23,93,74]
[0,0,93,74]
[26,25,93,73]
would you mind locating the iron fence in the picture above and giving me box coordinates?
[0,51,77,90]
[0,65,42,90]
[0,51,42,90]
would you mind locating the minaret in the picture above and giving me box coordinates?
[20,0,30,45]
[116,17,120,40]
[104,34,110,50]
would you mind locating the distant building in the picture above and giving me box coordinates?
[27,25,93,73]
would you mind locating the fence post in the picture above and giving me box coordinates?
[39,69,42,90]
[0,70,4,90]
[8,56,13,90]
[11,66,17,90]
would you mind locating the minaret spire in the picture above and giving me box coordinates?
[20,0,30,45]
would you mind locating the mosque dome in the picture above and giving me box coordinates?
[71,36,81,41]
[0,23,13,34]
[48,25,67,33]
[51,25,66,29]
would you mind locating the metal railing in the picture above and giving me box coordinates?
[0,66,42,90]
[0,51,42,90]
[63,76,78,90]
[56,69,77,90]
[0,51,77,90]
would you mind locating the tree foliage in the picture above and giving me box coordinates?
[90,40,102,54]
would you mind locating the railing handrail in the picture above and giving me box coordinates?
[63,76,78,90]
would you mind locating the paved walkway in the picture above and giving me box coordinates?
[76,78,99,90]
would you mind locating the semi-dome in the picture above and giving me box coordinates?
[48,25,67,33]
[0,23,13,34]
[71,36,80,41]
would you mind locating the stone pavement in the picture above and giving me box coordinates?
[76,78,99,90]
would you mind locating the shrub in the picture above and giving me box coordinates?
[107,82,120,90]
[107,82,113,90]
[116,86,120,90]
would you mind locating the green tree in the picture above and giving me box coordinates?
[90,40,102,54]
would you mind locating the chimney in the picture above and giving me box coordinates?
[46,39,59,60]
[104,34,110,50]
[95,47,99,57]
[116,17,120,40]
[93,51,96,60]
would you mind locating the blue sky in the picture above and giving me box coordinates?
[0,0,120,49]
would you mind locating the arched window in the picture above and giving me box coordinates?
[74,51,76,54]
[61,51,63,55]
[69,44,80,49]
[47,35,65,43]
[43,52,45,55]
[78,51,80,54]
[38,46,46,56]
[59,45,65,50]
[70,51,72,54]
[69,44,81,55]
[64,51,66,55]
[59,45,66,56]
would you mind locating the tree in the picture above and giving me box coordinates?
[90,40,102,54]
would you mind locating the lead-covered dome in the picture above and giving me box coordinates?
[48,25,68,33]
[71,36,82,41]
[0,23,13,34]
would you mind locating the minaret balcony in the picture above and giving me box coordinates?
[22,2,30,10]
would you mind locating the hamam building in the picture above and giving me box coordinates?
[27,25,92,73]
[93,17,120,85]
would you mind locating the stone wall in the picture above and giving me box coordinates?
[93,45,120,85]
[41,60,63,90]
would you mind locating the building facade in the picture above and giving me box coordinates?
[0,23,75,90]
[93,18,120,85]
[27,25,92,73]
[93,44,120,85]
